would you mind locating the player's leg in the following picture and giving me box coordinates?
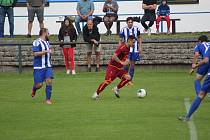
[179,75,210,121]
[113,70,131,98]
[44,68,54,104]
[128,52,140,85]
[186,91,206,119]
[194,65,208,95]
[129,61,135,81]
[141,15,149,31]
[32,69,44,98]
[194,74,203,95]
[117,73,131,89]
[124,52,132,78]
[92,66,116,99]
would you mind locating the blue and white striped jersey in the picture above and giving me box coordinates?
[32,38,52,69]
[119,26,141,53]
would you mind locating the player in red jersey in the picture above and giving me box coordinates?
[92,35,136,99]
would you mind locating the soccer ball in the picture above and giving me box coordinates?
[137,89,147,98]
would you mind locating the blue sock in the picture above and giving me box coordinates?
[124,65,129,72]
[194,80,201,95]
[46,85,52,100]
[129,66,135,80]
[186,96,202,118]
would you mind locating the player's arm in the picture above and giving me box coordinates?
[112,53,129,66]
[192,52,200,68]
[33,50,52,57]
[193,57,209,69]
[189,52,200,75]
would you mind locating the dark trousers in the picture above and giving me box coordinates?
[141,14,156,30]
[0,6,14,37]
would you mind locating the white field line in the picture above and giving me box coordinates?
[184,98,198,140]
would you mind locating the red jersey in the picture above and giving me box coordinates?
[109,43,129,69]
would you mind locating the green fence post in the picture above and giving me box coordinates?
[18,45,22,74]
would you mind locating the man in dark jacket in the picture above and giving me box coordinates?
[0,0,17,38]
[141,0,157,36]
[83,20,101,72]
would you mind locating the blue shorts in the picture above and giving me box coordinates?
[33,68,54,85]
[128,52,140,61]
[196,63,210,76]
[201,74,210,93]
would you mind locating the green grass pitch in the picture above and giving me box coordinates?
[0,69,210,140]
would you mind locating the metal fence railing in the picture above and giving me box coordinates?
[0,39,198,74]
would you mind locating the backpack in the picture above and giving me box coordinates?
[0,0,14,6]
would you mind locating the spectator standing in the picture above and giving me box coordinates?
[103,0,118,36]
[58,17,77,75]
[83,20,100,72]
[141,0,157,36]
[75,0,94,35]
[0,0,17,38]
[156,0,170,34]
[26,0,45,38]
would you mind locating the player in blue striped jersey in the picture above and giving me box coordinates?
[31,28,54,104]
[119,17,142,85]
[190,35,210,95]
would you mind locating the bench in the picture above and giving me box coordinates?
[116,18,181,34]
[56,18,181,34]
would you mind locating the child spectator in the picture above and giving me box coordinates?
[156,0,170,34]
[58,17,77,75]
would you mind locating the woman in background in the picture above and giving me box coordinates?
[58,17,77,75]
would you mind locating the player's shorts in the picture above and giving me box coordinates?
[129,52,140,61]
[33,68,53,85]
[201,73,210,93]
[27,6,44,22]
[86,43,101,53]
[105,65,129,82]
[196,63,210,76]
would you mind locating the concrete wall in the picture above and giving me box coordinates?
[2,0,210,35]
[0,42,195,71]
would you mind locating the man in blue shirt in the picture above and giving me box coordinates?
[179,36,210,121]
[75,0,94,35]
[190,35,210,95]
[156,0,170,34]
[31,28,54,104]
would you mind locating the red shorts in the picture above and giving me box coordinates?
[105,65,128,82]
